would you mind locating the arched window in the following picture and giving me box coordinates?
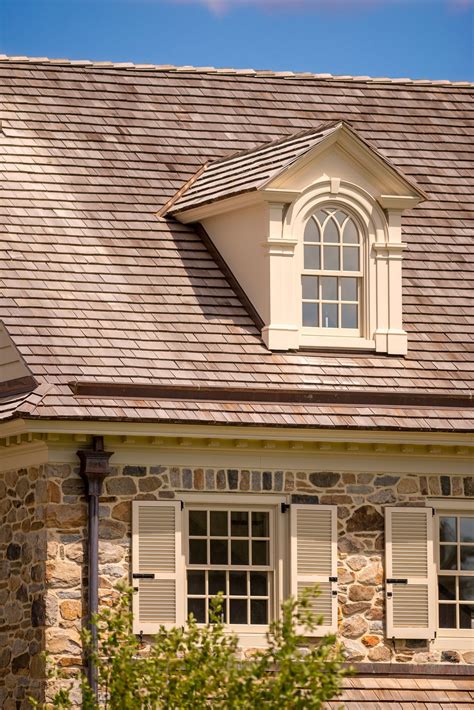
[301,208,361,332]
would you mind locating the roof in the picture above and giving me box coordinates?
[0,57,473,429]
[166,121,424,215]
[327,673,474,709]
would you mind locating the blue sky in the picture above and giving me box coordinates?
[1,0,472,81]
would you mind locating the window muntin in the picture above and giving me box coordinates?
[186,507,273,627]
[302,208,361,331]
[437,515,474,631]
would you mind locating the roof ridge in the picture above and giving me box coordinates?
[0,54,472,87]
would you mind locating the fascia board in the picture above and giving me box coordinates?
[3,418,473,449]
[173,191,263,223]
[261,123,427,203]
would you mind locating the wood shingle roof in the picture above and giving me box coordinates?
[0,57,472,428]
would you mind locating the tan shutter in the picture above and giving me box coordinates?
[132,500,185,634]
[290,504,337,636]
[385,507,435,639]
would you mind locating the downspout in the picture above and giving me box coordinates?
[77,436,113,699]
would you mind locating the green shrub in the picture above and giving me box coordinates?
[41,584,347,709]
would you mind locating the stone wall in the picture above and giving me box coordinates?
[0,466,48,709]
[42,462,474,678]
[3,462,473,705]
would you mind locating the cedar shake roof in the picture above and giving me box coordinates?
[327,673,474,708]
[166,121,425,216]
[0,57,473,429]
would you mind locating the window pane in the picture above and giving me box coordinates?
[188,598,205,623]
[341,304,358,329]
[343,219,359,244]
[323,218,339,243]
[322,302,338,328]
[210,511,228,537]
[189,539,207,565]
[323,245,339,270]
[334,210,346,226]
[252,512,269,538]
[188,571,205,595]
[231,540,249,565]
[304,218,319,243]
[302,275,318,300]
[250,572,268,597]
[460,546,474,570]
[321,276,338,301]
[189,510,207,536]
[460,604,474,629]
[440,545,457,570]
[231,511,249,537]
[209,571,226,595]
[341,277,358,301]
[252,540,269,566]
[438,576,456,601]
[302,302,319,327]
[229,571,247,596]
[210,539,228,565]
[315,209,327,225]
[439,604,456,628]
[343,246,359,271]
[440,517,457,542]
[459,577,474,601]
[304,245,320,270]
[230,598,247,624]
[251,599,268,625]
[460,518,474,543]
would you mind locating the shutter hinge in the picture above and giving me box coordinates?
[281,503,290,513]
[329,576,338,583]
[386,578,408,584]
[180,500,184,510]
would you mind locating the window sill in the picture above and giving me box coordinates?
[432,635,474,650]
[299,332,375,350]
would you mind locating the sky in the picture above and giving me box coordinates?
[0,0,472,81]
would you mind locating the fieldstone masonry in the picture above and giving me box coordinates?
[1,462,473,705]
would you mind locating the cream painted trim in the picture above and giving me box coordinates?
[181,493,287,505]
[174,192,262,223]
[432,636,474,650]
[0,441,48,473]
[299,334,374,349]
[46,443,474,477]
[377,195,420,210]
[3,418,473,449]
[428,499,474,511]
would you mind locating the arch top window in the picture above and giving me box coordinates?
[302,208,362,331]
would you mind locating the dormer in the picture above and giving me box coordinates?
[163,122,427,355]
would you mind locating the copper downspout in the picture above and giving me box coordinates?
[77,436,113,699]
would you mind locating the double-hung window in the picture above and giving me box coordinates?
[186,506,274,628]
[131,496,338,643]
[302,208,361,334]
[437,513,474,633]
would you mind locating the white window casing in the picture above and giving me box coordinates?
[132,500,185,634]
[290,504,338,635]
[385,507,436,640]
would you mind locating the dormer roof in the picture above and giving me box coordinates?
[165,121,426,219]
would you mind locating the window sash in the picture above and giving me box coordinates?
[434,512,474,636]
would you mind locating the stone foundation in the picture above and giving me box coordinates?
[1,462,473,705]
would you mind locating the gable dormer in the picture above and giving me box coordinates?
[164,122,427,355]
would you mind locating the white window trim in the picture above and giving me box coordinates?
[181,493,287,646]
[262,179,408,354]
[428,499,474,647]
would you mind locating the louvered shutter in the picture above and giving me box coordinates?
[290,504,337,635]
[385,507,435,639]
[132,500,185,634]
